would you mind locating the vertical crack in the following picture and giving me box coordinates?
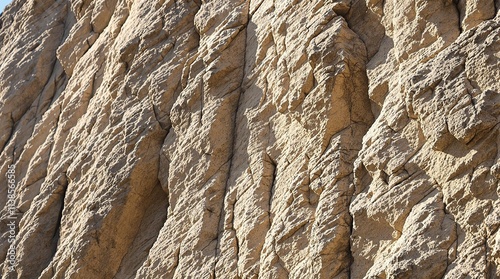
[213,18,249,279]
[51,173,68,250]
[453,0,464,33]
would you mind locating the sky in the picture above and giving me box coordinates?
[0,0,11,13]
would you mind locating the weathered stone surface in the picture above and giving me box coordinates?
[0,0,498,278]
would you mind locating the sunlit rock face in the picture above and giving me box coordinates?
[0,0,498,278]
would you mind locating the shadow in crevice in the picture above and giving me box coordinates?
[113,181,168,279]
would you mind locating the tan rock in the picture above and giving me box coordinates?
[0,0,498,278]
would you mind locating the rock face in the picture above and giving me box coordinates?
[0,0,498,278]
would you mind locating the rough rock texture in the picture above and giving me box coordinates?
[0,0,498,278]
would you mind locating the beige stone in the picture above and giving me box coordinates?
[0,0,498,278]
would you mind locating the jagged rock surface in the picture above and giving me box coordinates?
[0,0,498,278]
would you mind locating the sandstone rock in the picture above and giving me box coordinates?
[0,0,498,278]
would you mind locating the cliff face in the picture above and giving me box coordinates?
[0,0,498,278]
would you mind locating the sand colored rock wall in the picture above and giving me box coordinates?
[0,0,498,278]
